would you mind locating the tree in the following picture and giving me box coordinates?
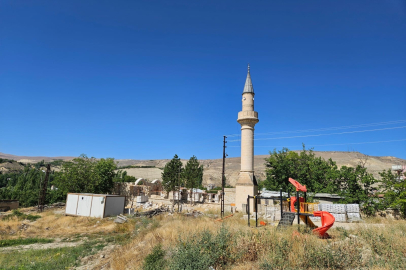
[263,146,379,216]
[264,146,339,194]
[94,157,117,194]
[379,169,406,217]
[161,154,183,206]
[54,154,117,195]
[336,165,379,216]
[182,156,204,205]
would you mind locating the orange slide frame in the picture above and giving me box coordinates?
[288,178,335,238]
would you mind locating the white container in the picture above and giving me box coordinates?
[65,193,125,218]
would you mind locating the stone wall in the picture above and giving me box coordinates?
[0,200,19,212]
[224,188,236,205]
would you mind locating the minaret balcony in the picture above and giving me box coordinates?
[237,111,258,121]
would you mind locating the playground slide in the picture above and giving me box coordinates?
[299,215,318,229]
[312,211,335,238]
[289,178,307,192]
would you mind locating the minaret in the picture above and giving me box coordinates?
[235,64,259,212]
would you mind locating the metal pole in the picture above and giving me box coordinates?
[288,190,291,211]
[296,191,300,225]
[304,192,308,225]
[255,196,258,227]
[178,166,181,213]
[247,196,250,227]
[280,188,283,219]
[221,136,227,218]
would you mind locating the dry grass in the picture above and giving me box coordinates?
[94,213,406,270]
[2,208,406,269]
[0,208,117,240]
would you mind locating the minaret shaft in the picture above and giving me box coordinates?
[235,65,259,212]
[240,125,254,172]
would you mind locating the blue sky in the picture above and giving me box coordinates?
[1,0,405,160]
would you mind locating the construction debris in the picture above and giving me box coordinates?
[184,210,204,218]
[135,206,170,218]
[114,214,128,224]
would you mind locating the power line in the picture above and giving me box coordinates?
[226,120,406,138]
[227,138,406,148]
[228,126,406,142]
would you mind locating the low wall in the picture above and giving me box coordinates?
[0,200,19,212]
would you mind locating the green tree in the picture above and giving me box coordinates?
[263,146,379,216]
[114,170,137,182]
[336,165,379,216]
[379,169,406,217]
[161,154,183,206]
[182,156,204,205]
[54,154,117,195]
[264,146,339,194]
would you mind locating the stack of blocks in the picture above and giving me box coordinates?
[346,204,361,222]
[316,204,361,223]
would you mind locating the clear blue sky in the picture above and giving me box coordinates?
[1,0,405,160]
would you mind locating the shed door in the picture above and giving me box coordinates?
[90,196,105,218]
[66,194,79,215]
[76,195,92,216]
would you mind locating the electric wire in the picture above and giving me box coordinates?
[227,138,406,148]
[228,126,406,142]
[226,120,406,138]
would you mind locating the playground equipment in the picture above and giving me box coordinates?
[288,178,335,238]
[246,178,335,238]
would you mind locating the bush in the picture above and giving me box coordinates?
[2,209,41,221]
[169,226,232,270]
[0,238,53,247]
[143,244,166,270]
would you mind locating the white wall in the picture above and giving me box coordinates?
[76,195,92,216]
[66,194,78,215]
[90,195,105,218]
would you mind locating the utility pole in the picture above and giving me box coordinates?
[177,165,181,213]
[38,164,51,212]
[221,136,227,218]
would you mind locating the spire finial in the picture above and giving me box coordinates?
[243,64,254,93]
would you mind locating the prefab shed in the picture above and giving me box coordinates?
[65,193,125,218]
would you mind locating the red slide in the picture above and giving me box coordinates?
[289,178,307,192]
[312,211,335,238]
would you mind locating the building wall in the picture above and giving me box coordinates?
[224,188,236,205]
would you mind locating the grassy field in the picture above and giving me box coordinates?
[1,208,406,269]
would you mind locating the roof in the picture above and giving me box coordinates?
[243,64,254,94]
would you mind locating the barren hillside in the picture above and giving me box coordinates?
[1,152,405,187]
[116,151,406,187]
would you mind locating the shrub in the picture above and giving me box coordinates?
[169,225,232,270]
[2,209,41,221]
[143,244,166,270]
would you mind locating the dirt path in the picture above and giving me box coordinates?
[0,238,83,252]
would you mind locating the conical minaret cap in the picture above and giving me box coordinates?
[243,64,254,94]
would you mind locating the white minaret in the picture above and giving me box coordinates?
[235,64,259,212]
